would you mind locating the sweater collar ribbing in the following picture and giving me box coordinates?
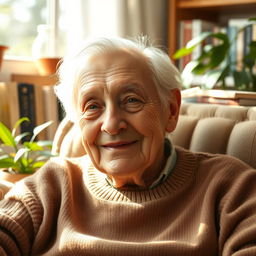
[82,146,197,203]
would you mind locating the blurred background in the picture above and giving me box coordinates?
[0,0,168,59]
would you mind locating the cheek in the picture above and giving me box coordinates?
[79,119,100,150]
[133,108,166,137]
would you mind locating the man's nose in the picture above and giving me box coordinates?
[101,106,127,134]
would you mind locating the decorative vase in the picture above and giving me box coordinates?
[34,57,61,76]
[0,45,8,71]
[32,24,61,76]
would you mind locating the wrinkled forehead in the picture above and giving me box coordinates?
[85,48,150,73]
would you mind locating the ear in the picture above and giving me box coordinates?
[165,89,181,133]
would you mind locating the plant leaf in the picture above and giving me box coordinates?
[0,122,16,147]
[36,140,53,148]
[173,46,195,59]
[14,132,31,144]
[233,70,251,90]
[12,117,30,136]
[0,156,15,168]
[23,141,44,151]
[14,148,30,162]
[30,121,53,142]
[186,31,212,49]
[202,70,223,89]
[181,61,200,88]
[32,161,46,169]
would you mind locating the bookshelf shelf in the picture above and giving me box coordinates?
[168,0,256,59]
[178,0,256,8]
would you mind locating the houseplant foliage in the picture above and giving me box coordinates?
[0,117,55,174]
[173,17,256,91]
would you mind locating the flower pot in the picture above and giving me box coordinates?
[0,45,8,71]
[0,169,30,183]
[34,57,61,76]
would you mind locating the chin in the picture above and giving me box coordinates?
[101,159,145,177]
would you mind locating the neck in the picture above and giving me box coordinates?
[107,141,171,190]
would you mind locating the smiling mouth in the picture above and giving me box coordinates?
[102,141,138,149]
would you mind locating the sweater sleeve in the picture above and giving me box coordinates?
[0,182,43,256]
[218,165,256,255]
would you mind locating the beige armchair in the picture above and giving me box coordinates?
[1,103,256,199]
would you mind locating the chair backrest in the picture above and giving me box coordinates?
[52,103,256,169]
[170,103,256,168]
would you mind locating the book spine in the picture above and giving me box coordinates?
[227,26,238,73]
[18,83,36,141]
[182,20,193,68]
[243,24,252,57]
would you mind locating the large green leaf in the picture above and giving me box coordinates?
[233,70,251,90]
[209,45,229,68]
[0,156,15,168]
[0,122,16,147]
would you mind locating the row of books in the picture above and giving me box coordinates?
[181,87,256,106]
[0,74,65,141]
[178,18,256,71]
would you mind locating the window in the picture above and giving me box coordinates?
[0,0,47,58]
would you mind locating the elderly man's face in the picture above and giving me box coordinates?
[77,50,180,188]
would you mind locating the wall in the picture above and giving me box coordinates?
[0,59,39,82]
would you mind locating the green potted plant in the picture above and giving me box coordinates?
[173,17,256,91]
[0,117,56,183]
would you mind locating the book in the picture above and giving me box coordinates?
[179,20,193,69]
[191,19,216,60]
[17,83,37,141]
[228,19,250,72]
[42,85,59,140]
[177,19,217,70]
[181,87,256,106]
[0,82,10,127]
[7,82,20,131]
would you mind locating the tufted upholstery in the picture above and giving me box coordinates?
[170,103,256,168]
[52,103,256,169]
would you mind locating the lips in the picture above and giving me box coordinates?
[102,140,137,149]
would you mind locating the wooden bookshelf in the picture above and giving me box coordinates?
[11,74,58,86]
[168,0,256,59]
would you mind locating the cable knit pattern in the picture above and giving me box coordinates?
[0,146,256,256]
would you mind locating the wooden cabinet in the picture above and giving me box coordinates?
[168,0,256,59]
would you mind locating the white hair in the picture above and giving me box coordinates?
[55,36,182,121]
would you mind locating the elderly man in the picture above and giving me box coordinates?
[0,37,256,256]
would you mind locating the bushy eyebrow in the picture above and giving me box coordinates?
[79,82,145,96]
[118,84,145,95]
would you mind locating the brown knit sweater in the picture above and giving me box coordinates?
[1,146,256,256]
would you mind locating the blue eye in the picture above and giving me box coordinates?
[127,98,139,103]
[88,104,98,109]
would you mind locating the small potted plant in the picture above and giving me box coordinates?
[0,117,56,183]
[173,17,256,91]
